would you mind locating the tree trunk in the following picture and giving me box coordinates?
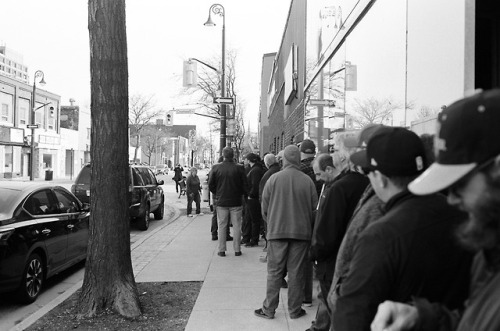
[78,0,141,318]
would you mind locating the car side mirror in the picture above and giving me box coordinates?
[157,179,164,185]
[81,203,91,212]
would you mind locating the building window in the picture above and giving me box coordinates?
[43,154,53,169]
[19,98,30,125]
[0,91,13,124]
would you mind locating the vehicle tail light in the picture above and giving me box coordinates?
[130,188,141,204]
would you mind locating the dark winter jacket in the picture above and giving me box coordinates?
[259,163,280,202]
[186,174,201,195]
[332,190,474,331]
[246,163,264,199]
[300,157,323,198]
[208,159,248,207]
[310,171,369,280]
[413,249,500,331]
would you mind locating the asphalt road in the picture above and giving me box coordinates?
[0,172,197,331]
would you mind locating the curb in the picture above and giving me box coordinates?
[10,203,182,331]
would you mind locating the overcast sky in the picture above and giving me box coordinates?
[1,0,290,133]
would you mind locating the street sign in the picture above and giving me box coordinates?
[309,99,335,107]
[226,119,236,136]
[27,124,39,129]
[213,97,234,105]
[175,109,195,114]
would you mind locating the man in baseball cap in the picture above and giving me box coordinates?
[409,89,500,194]
[372,89,500,331]
[331,127,472,330]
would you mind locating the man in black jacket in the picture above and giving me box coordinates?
[331,127,473,330]
[242,153,265,247]
[209,147,248,257]
[308,153,369,331]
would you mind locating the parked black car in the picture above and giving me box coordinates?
[0,182,90,303]
[71,164,164,231]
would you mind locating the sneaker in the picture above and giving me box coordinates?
[241,239,250,245]
[187,214,193,217]
[245,241,258,247]
[197,212,204,216]
[235,252,242,256]
[217,252,226,257]
[290,308,306,319]
[254,308,273,319]
[227,236,233,241]
[302,301,312,307]
[211,235,218,241]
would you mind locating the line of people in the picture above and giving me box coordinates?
[207,89,500,331]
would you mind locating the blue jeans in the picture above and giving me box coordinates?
[262,239,309,317]
[217,206,242,253]
[187,192,200,215]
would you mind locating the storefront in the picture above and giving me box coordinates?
[303,0,498,149]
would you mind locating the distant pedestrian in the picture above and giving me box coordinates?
[254,144,318,320]
[208,147,248,257]
[186,167,203,217]
[173,164,184,193]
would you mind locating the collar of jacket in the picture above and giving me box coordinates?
[283,163,301,171]
[384,189,414,212]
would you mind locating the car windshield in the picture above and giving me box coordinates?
[77,166,91,184]
[0,187,21,220]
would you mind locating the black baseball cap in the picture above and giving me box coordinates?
[409,89,500,195]
[350,127,426,177]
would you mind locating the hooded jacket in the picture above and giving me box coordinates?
[261,162,318,241]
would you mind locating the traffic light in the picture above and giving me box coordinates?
[183,61,198,87]
[166,111,174,126]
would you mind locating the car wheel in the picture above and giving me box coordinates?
[16,253,44,304]
[153,199,164,220]
[137,204,150,231]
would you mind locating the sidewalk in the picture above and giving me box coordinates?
[133,181,318,330]
[135,212,317,331]
[13,181,318,330]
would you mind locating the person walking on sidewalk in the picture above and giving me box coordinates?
[186,167,203,217]
[255,144,318,320]
[208,147,248,257]
[173,164,184,193]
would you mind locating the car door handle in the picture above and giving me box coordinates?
[67,224,74,229]
[42,229,51,235]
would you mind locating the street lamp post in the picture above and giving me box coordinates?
[204,3,226,155]
[30,70,46,181]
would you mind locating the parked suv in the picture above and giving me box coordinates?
[71,164,164,230]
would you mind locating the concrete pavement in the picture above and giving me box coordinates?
[11,178,319,331]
